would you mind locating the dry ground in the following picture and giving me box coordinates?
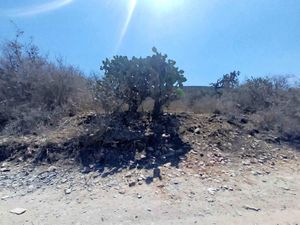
[1,153,299,225]
[0,113,299,225]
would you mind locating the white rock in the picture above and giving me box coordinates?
[1,195,10,200]
[65,188,72,194]
[10,208,27,215]
[0,167,10,172]
[47,166,57,172]
[207,188,218,195]
[194,128,201,134]
[1,162,8,168]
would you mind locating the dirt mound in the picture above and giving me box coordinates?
[0,112,297,171]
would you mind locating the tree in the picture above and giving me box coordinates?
[96,47,187,116]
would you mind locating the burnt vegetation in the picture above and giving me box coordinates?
[0,32,299,167]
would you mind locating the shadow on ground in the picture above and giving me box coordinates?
[36,112,191,180]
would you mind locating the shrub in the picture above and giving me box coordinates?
[211,71,240,95]
[0,31,93,134]
[95,47,187,116]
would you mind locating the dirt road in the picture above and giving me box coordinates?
[1,158,299,225]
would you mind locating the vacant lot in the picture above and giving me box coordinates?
[0,113,299,225]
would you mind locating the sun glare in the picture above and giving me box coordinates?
[115,0,137,52]
[151,0,184,11]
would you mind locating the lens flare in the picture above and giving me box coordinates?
[115,0,137,53]
[2,0,73,17]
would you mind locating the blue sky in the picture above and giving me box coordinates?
[0,0,299,85]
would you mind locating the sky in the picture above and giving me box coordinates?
[0,0,299,85]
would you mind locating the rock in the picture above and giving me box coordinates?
[1,195,10,200]
[137,175,145,181]
[47,166,57,172]
[251,171,262,176]
[207,188,218,195]
[119,190,126,194]
[0,167,10,172]
[194,128,201,134]
[162,133,170,138]
[1,162,8,168]
[242,160,251,166]
[125,172,132,178]
[243,205,261,212]
[173,180,180,185]
[163,162,171,167]
[220,185,234,191]
[61,178,68,184]
[137,193,142,199]
[128,180,136,187]
[27,185,35,192]
[65,188,72,194]
[207,198,215,203]
[10,208,27,215]
[81,167,91,174]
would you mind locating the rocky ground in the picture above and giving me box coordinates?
[0,112,299,224]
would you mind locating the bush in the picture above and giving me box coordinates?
[211,71,240,95]
[95,47,187,116]
[206,74,300,143]
[0,31,93,134]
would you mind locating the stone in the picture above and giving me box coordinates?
[1,195,10,200]
[164,162,172,167]
[0,168,10,172]
[207,188,218,195]
[47,166,57,172]
[207,198,215,203]
[242,160,251,166]
[128,180,136,187]
[119,190,126,194]
[65,188,72,194]
[173,180,180,185]
[137,175,145,181]
[61,178,68,184]
[162,133,170,138]
[251,171,262,176]
[243,205,261,212]
[137,194,142,199]
[10,208,27,215]
[1,162,8,168]
[125,172,132,178]
[81,167,91,174]
[194,128,201,134]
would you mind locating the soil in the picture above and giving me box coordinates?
[0,112,299,225]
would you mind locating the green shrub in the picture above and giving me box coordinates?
[95,47,187,116]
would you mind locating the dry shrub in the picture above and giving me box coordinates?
[183,75,300,144]
[0,32,93,134]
